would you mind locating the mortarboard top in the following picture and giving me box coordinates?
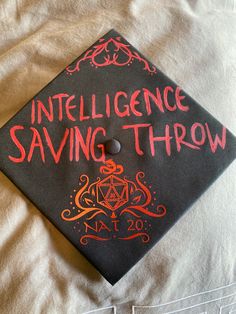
[0,29,235,284]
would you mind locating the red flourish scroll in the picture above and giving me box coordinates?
[61,159,167,245]
[66,36,157,75]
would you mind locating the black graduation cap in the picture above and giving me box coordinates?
[0,29,235,285]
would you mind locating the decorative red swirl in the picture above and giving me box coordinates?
[61,175,107,221]
[66,37,157,75]
[155,204,167,217]
[118,232,150,243]
[100,159,124,175]
[120,172,167,218]
[61,159,167,246]
[80,235,111,245]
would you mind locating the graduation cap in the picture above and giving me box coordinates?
[0,29,235,285]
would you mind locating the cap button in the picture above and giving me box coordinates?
[105,139,121,155]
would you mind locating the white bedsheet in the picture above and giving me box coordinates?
[0,0,235,313]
